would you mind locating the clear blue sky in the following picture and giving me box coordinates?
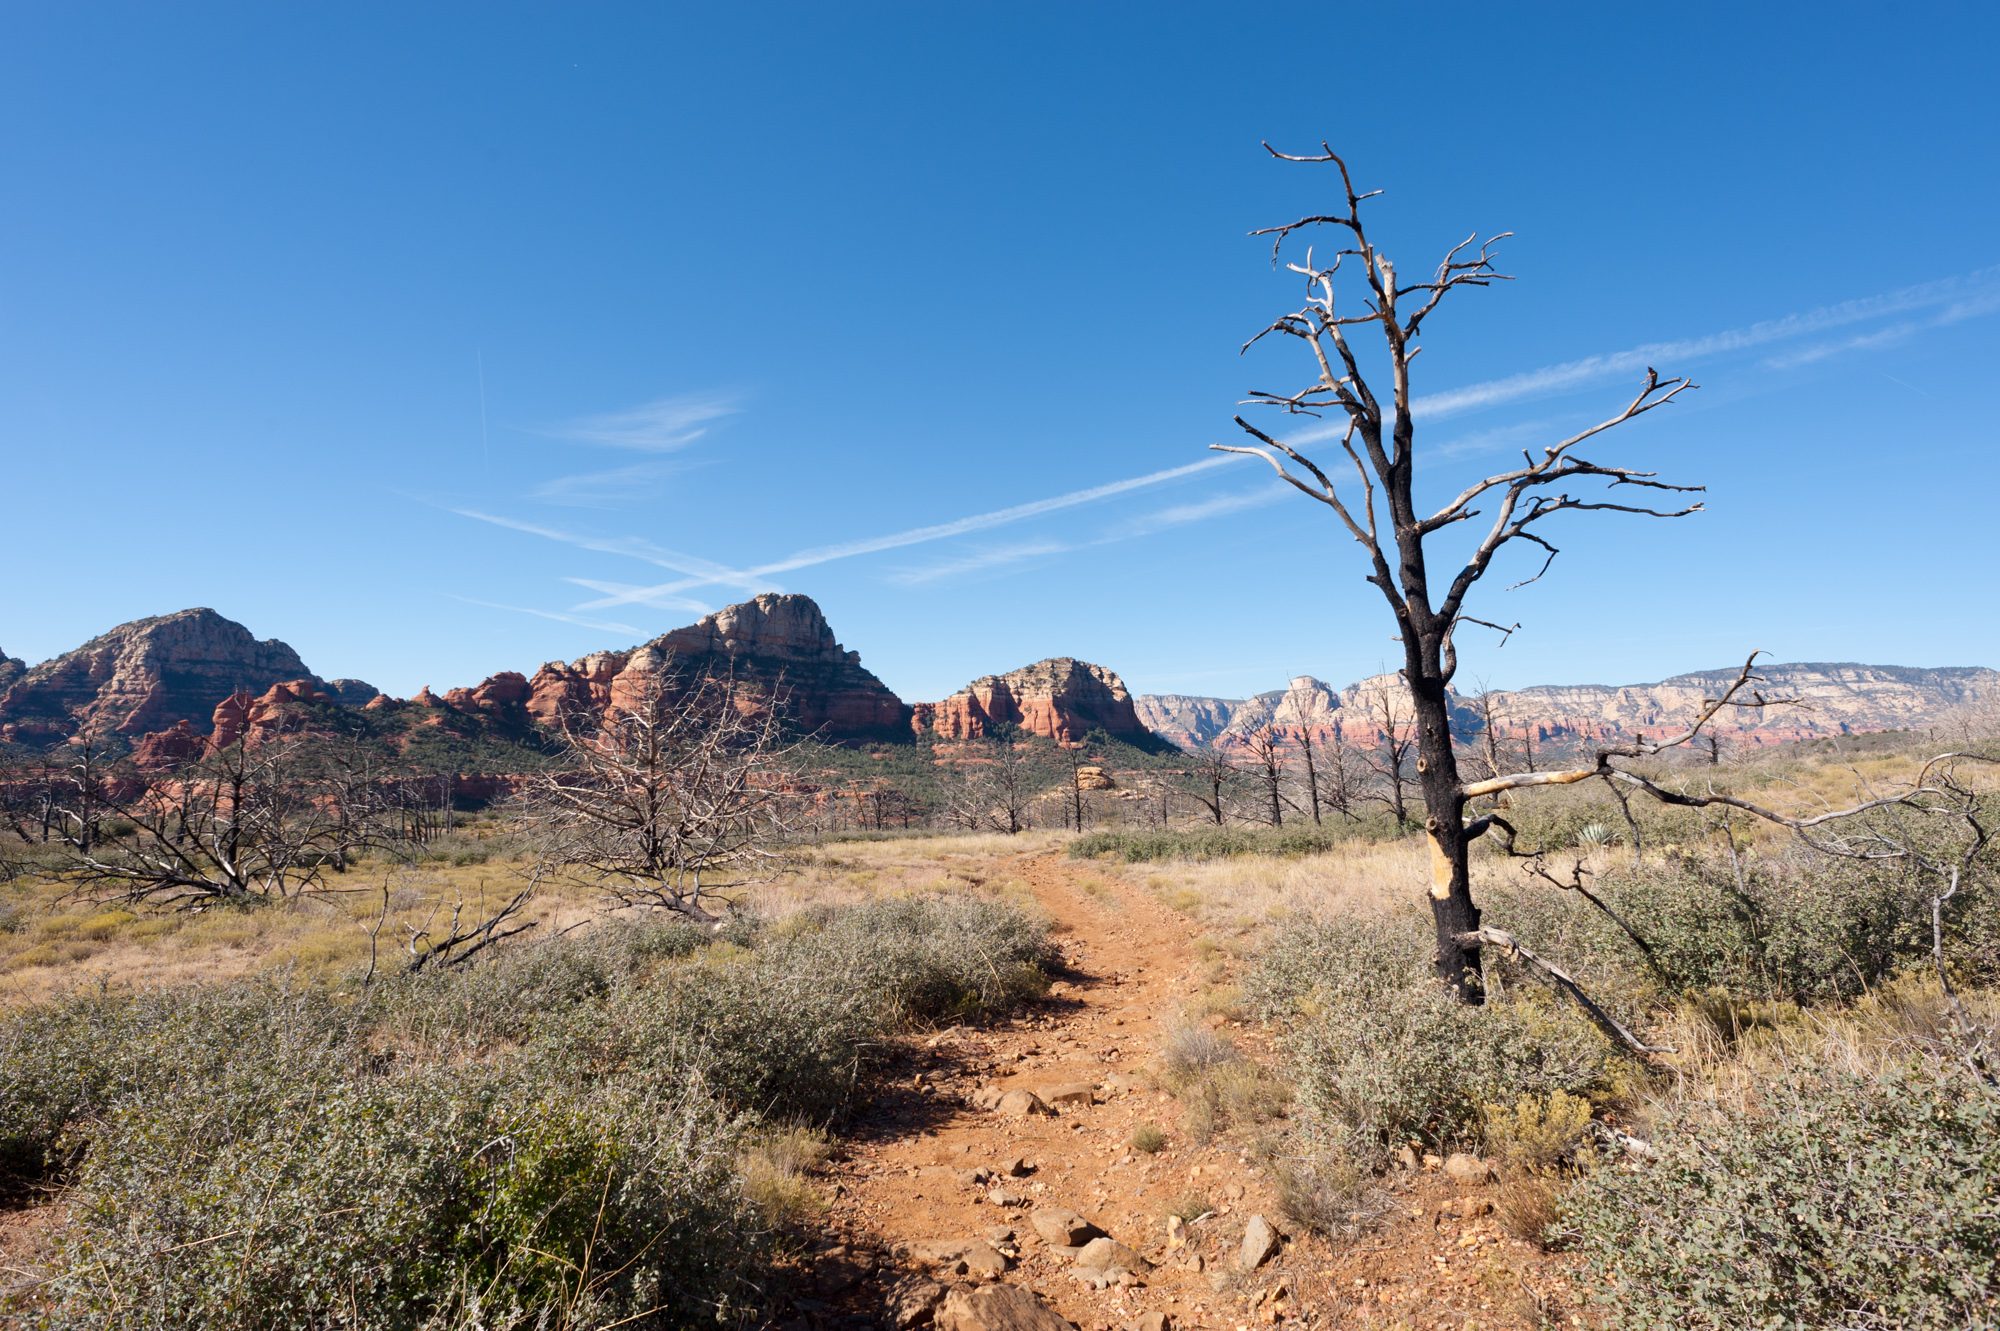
[5,4,1996,702]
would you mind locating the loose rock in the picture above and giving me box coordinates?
[1442,1152,1495,1186]
[935,1283,1078,1331]
[997,1089,1055,1118]
[1239,1214,1281,1271]
[1031,1206,1104,1248]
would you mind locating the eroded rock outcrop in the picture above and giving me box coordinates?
[0,609,319,745]
[462,594,909,740]
[915,658,1149,744]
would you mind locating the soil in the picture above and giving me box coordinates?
[804,851,1587,1330]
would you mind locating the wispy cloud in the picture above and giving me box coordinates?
[452,508,766,592]
[530,458,691,508]
[567,456,1249,609]
[888,540,1072,586]
[560,577,715,615]
[889,485,1287,586]
[543,392,739,452]
[449,595,640,636]
[1109,485,1286,538]
[1280,264,2000,448]
[1760,285,2000,370]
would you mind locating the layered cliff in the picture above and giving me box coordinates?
[1132,693,1243,749]
[1137,662,2000,753]
[913,657,1152,745]
[0,609,324,746]
[450,593,910,740]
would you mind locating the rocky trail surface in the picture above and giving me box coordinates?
[794,853,1580,1331]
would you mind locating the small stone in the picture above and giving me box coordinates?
[997,1090,1055,1118]
[1238,1214,1281,1271]
[1005,1157,1034,1177]
[1031,1207,1104,1248]
[934,1283,1078,1331]
[1042,1082,1098,1107]
[1442,1153,1495,1186]
[1165,1214,1187,1248]
[1075,1236,1153,1274]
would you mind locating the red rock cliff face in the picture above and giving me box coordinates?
[915,658,1147,744]
[459,594,909,739]
[0,609,321,746]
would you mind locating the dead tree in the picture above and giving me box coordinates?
[521,669,802,921]
[1246,728,1288,826]
[943,723,1040,835]
[1356,682,1417,829]
[33,738,379,910]
[1183,748,1241,825]
[1060,730,1111,832]
[1296,727,1324,826]
[1218,142,1877,1002]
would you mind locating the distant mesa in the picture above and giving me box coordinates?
[0,608,322,747]
[489,592,911,741]
[1136,662,2000,754]
[912,657,1159,747]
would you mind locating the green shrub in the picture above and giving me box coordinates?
[1254,915,1616,1159]
[1562,1060,2000,1330]
[33,1064,754,1330]
[764,893,1054,1027]
[1484,835,1998,1009]
[534,894,1052,1126]
[0,983,354,1189]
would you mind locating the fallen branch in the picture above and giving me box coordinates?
[1460,926,1673,1056]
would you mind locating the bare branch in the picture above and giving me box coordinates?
[1461,926,1672,1056]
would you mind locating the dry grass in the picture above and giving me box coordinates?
[0,828,1061,1008]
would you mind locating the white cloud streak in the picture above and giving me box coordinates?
[568,456,1248,609]
[1282,264,2000,446]
[449,595,641,636]
[531,459,690,507]
[543,393,739,452]
[888,540,1073,586]
[451,509,767,593]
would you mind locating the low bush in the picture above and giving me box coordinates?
[1561,1059,2000,1330]
[1482,833,1998,1008]
[36,1065,753,1330]
[1253,915,1616,1163]
[1069,821,1391,863]
[1,888,1054,1326]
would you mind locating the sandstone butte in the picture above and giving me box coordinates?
[451,592,913,739]
[0,608,319,747]
[911,658,1150,745]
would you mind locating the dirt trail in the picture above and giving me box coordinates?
[813,852,1576,1331]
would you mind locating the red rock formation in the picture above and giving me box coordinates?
[130,719,207,771]
[208,679,332,750]
[0,608,319,745]
[455,594,909,740]
[915,658,1148,744]
[443,671,533,721]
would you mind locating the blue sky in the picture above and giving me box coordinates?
[4,4,1996,702]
